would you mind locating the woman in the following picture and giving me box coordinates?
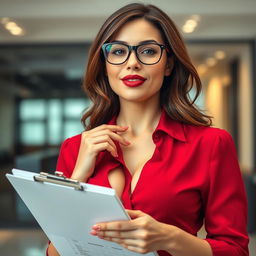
[48,3,249,256]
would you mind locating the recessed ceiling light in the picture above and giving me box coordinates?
[186,19,197,27]
[1,17,10,24]
[2,19,25,36]
[215,51,226,60]
[182,15,200,34]
[206,57,217,67]
[10,26,24,36]
[197,64,207,74]
[182,25,195,33]
[5,21,17,30]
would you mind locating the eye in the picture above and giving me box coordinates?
[141,48,156,55]
[112,48,127,56]
[139,46,159,56]
[105,44,128,56]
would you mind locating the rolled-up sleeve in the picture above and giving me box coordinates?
[203,130,249,255]
[55,138,72,178]
[55,134,82,178]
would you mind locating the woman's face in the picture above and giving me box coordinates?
[105,18,171,104]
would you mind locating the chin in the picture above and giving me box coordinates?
[120,94,158,103]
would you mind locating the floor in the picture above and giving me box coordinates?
[0,229,48,256]
[0,228,255,256]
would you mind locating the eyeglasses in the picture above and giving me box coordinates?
[102,42,168,65]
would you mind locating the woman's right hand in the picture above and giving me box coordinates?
[71,124,130,182]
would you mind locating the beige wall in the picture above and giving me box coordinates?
[204,60,230,131]
[204,44,253,174]
[238,45,253,173]
[206,77,225,129]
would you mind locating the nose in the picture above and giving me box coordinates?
[126,50,142,70]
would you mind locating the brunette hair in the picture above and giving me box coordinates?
[81,3,212,129]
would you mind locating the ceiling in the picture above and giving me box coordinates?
[0,0,256,42]
[0,0,255,97]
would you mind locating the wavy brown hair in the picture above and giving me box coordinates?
[81,3,212,129]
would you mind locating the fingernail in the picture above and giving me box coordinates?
[125,140,130,145]
[92,225,101,231]
[90,230,97,236]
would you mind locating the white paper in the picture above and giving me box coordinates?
[6,169,158,256]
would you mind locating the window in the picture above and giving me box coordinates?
[19,98,91,145]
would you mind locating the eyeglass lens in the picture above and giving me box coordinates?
[104,43,163,65]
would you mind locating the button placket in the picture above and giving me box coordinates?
[113,142,134,207]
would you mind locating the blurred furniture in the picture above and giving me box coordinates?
[0,149,58,227]
[244,172,256,233]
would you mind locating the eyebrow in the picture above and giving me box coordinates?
[110,39,159,45]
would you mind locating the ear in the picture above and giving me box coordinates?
[164,57,174,76]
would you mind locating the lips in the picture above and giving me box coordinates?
[121,75,146,87]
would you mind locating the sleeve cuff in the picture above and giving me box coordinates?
[204,238,248,256]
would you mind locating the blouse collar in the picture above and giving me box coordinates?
[108,109,187,142]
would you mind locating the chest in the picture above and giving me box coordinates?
[90,136,208,229]
[117,135,156,194]
[121,135,156,175]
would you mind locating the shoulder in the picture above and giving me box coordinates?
[62,133,82,145]
[60,134,82,153]
[183,124,234,147]
[56,134,82,177]
[183,124,238,169]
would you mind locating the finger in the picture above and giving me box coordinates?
[93,142,117,157]
[125,209,145,219]
[125,245,149,254]
[105,237,140,247]
[92,220,137,232]
[89,124,128,133]
[99,236,150,255]
[95,229,138,239]
[97,236,130,250]
[89,135,117,152]
[118,238,149,250]
[89,129,130,146]
[102,237,148,254]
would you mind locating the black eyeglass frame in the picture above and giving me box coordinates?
[101,42,169,65]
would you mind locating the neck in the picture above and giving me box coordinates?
[117,97,161,137]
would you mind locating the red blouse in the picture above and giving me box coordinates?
[56,110,249,256]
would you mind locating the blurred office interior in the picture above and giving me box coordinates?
[0,0,255,255]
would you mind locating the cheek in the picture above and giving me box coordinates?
[106,64,113,78]
[149,63,166,85]
[106,65,120,81]
[105,65,119,89]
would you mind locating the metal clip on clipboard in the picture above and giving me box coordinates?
[34,171,84,191]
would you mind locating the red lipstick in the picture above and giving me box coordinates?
[121,75,146,87]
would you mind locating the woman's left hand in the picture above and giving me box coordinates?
[90,209,176,254]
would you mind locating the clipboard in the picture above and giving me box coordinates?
[6,169,158,256]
